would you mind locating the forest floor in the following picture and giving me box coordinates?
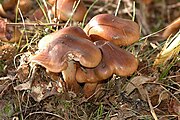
[0,0,179,120]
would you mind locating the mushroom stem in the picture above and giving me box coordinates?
[83,82,98,98]
[83,82,103,98]
[62,61,81,94]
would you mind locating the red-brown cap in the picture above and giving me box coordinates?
[31,34,102,73]
[52,0,87,21]
[2,0,32,14]
[38,26,90,50]
[84,14,140,46]
[2,0,17,11]
[76,41,139,83]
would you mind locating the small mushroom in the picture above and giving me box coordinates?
[76,41,138,97]
[162,16,180,38]
[16,0,33,14]
[0,18,21,42]
[31,33,102,93]
[2,0,32,17]
[2,0,17,11]
[84,14,140,46]
[52,0,87,21]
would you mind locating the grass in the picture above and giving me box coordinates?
[0,0,179,120]
[81,0,99,28]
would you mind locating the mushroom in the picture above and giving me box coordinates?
[82,82,103,98]
[2,0,17,11]
[76,41,138,97]
[52,0,87,21]
[1,0,32,16]
[16,0,33,14]
[84,14,140,46]
[30,33,102,93]
[38,26,90,50]
[0,18,21,42]
[162,16,180,38]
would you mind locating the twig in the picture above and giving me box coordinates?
[167,2,180,9]
[6,22,64,27]
[160,85,180,104]
[24,111,66,120]
[0,76,12,81]
[0,82,13,97]
[139,27,167,41]
[145,90,158,120]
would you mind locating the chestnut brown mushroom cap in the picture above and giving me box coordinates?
[2,0,17,11]
[162,16,180,38]
[52,0,87,21]
[2,0,32,15]
[31,34,102,73]
[38,26,90,50]
[84,14,140,46]
[76,41,139,83]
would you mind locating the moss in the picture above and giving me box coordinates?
[1,102,14,118]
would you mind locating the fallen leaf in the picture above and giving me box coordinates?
[124,76,154,101]
[0,43,16,61]
[30,81,63,102]
[14,80,32,90]
[16,53,31,82]
[168,98,180,116]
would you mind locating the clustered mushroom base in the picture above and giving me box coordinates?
[30,14,140,99]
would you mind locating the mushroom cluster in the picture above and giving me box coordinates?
[30,14,140,98]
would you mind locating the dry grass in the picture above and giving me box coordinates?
[0,0,179,120]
